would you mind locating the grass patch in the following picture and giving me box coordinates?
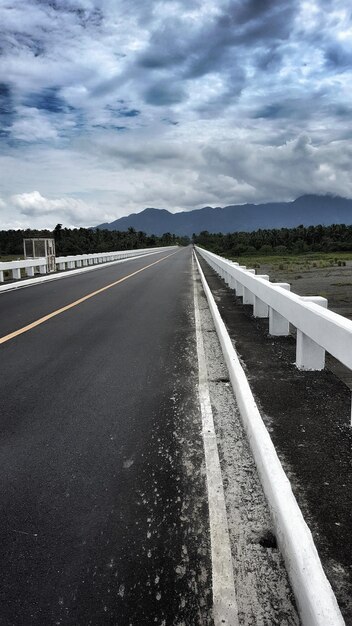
[228,252,352,273]
[0,255,23,262]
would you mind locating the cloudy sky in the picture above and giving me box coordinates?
[1,0,352,229]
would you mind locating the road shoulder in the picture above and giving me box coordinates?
[194,263,300,624]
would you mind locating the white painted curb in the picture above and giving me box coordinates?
[193,259,238,625]
[194,251,345,626]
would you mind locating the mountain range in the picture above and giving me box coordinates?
[96,194,352,236]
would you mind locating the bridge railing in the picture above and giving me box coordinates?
[195,246,352,374]
[0,247,174,283]
[0,258,47,282]
[54,247,172,271]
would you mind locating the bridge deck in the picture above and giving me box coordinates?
[0,246,345,623]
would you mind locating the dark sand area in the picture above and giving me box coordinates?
[254,259,352,389]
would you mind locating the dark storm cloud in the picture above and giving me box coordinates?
[333,104,352,118]
[34,0,104,27]
[4,32,46,57]
[134,0,297,113]
[254,46,283,71]
[218,0,296,43]
[254,102,286,119]
[118,108,141,118]
[325,43,352,70]
[144,82,187,106]
[0,83,14,136]
[24,87,72,114]
[138,0,296,79]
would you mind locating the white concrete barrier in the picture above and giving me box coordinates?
[54,247,173,271]
[195,246,352,374]
[0,258,47,282]
[0,247,174,283]
[194,251,345,625]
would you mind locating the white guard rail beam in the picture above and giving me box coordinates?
[194,251,345,626]
[0,247,174,283]
[0,258,47,282]
[195,246,352,375]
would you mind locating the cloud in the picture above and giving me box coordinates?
[10,190,105,227]
[144,82,188,106]
[9,108,61,142]
[325,43,352,69]
[1,0,352,228]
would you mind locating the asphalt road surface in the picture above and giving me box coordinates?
[0,247,213,625]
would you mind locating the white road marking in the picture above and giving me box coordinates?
[193,258,239,626]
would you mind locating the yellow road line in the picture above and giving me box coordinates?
[0,250,179,346]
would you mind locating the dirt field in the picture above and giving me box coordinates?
[262,263,352,321]
[234,254,352,389]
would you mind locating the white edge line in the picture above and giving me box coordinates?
[194,251,345,626]
[193,257,239,626]
[0,249,172,294]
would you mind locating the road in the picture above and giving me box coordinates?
[0,247,213,625]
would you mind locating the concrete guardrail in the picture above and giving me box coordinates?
[194,250,345,626]
[0,247,174,283]
[0,258,47,282]
[195,246,352,376]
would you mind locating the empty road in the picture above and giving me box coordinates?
[0,247,213,625]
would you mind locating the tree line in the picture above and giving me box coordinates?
[2,222,351,258]
[193,223,352,256]
[0,225,190,257]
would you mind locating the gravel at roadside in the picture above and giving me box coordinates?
[195,270,300,625]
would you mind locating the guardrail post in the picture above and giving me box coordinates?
[39,264,47,275]
[228,262,239,290]
[269,283,291,335]
[25,267,34,277]
[253,275,270,317]
[296,297,328,370]
[12,268,21,280]
[235,266,247,297]
[0,270,4,282]
[243,270,256,305]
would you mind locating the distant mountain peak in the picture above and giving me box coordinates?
[143,207,170,213]
[96,194,352,236]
